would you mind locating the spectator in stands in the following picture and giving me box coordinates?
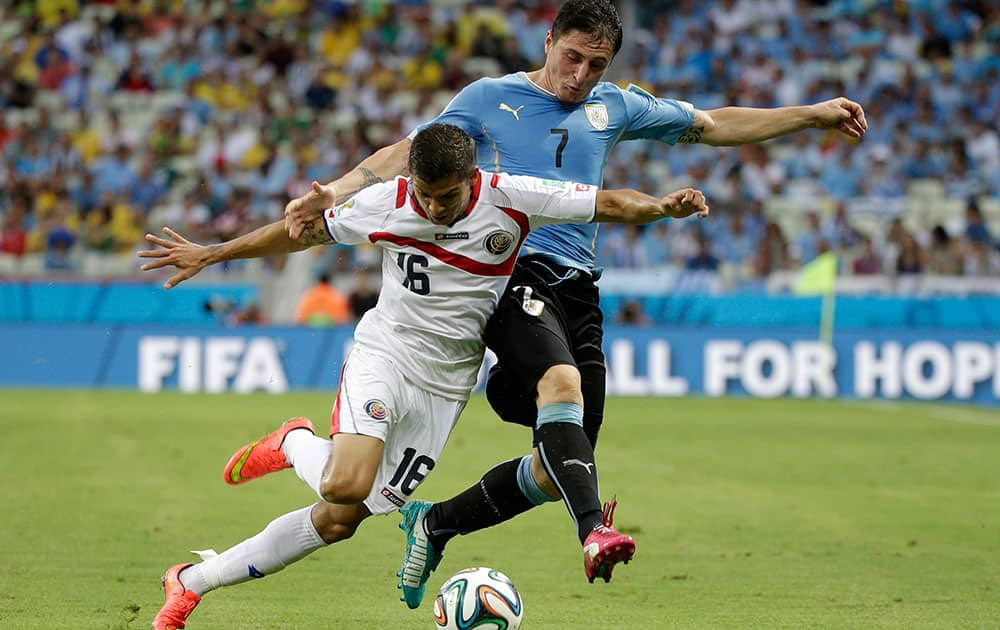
[638,221,671,266]
[901,139,945,180]
[793,211,823,264]
[0,203,27,257]
[129,159,168,212]
[851,235,882,275]
[864,146,905,199]
[754,222,790,277]
[926,226,962,275]
[115,53,155,92]
[603,224,649,269]
[83,204,116,253]
[821,203,860,251]
[33,32,69,71]
[91,144,137,197]
[963,238,1000,276]
[615,300,652,327]
[895,234,925,275]
[230,301,268,326]
[686,234,720,271]
[819,149,862,201]
[945,149,982,200]
[967,118,1000,176]
[44,225,76,272]
[295,272,350,327]
[38,46,73,90]
[713,212,755,266]
[964,202,993,245]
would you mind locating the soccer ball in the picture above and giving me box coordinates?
[432,567,524,630]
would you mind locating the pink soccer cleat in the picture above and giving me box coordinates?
[152,563,200,630]
[223,417,315,485]
[582,498,636,583]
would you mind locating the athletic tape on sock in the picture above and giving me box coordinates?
[516,455,558,505]
[535,402,584,428]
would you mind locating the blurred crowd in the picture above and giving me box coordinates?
[0,0,997,295]
[599,0,1000,288]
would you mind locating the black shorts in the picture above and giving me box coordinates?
[485,256,607,444]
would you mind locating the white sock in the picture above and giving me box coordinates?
[283,429,333,498]
[178,505,326,596]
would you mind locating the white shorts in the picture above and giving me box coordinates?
[330,346,466,516]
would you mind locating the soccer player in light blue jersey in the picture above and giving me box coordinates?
[284,0,868,608]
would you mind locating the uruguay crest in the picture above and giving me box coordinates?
[584,103,609,130]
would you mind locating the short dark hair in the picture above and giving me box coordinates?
[551,0,623,56]
[409,123,476,183]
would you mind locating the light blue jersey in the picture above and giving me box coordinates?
[428,72,694,272]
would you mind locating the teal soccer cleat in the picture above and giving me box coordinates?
[396,500,444,609]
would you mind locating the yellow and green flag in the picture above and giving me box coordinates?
[794,252,837,346]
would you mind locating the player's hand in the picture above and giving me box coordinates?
[137,227,212,289]
[284,181,337,240]
[663,188,709,219]
[811,97,868,139]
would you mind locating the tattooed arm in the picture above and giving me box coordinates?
[284,138,411,239]
[138,220,329,289]
[686,97,867,146]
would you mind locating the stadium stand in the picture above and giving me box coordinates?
[0,0,997,325]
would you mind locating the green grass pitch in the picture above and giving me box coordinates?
[1,390,997,629]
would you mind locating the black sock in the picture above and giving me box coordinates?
[535,422,603,543]
[424,458,535,548]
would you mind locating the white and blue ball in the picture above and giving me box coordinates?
[432,567,523,630]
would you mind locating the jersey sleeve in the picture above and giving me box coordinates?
[323,180,396,245]
[618,83,695,144]
[408,79,487,142]
[494,173,597,228]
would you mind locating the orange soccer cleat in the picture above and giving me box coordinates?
[223,417,315,485]
[152,563,200,630]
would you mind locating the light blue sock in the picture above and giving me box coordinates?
[516,455,558,505]
[535,402,584,428]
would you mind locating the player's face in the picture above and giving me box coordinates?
[412,171,476,225]
[542,29,614,104]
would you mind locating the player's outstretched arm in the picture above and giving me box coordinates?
[685,97,868,146]
[284,138,412,239]
[138,219,330,289]
[595,188,709,225]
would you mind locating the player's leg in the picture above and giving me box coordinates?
[271,351,391,502]
[153,501,369,629]
[350,382,463,609]
[556,275,634,583]
[432,262,601,537]
[413,261,632,581]
[413,265,562,559]
[223,416,318,486]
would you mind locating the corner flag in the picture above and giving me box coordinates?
[794,252,837,346]
[794,252,837,296]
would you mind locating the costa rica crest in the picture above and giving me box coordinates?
[483,229,515,255]
[363,399,387,420]
[584,103,609,130]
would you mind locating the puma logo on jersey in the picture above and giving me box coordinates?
[563,458,595,474]
[499,103,524,120]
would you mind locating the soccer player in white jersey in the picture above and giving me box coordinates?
[282,0,868,608]
[141,123,708,629]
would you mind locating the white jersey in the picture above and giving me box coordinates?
[323,170,597,399]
